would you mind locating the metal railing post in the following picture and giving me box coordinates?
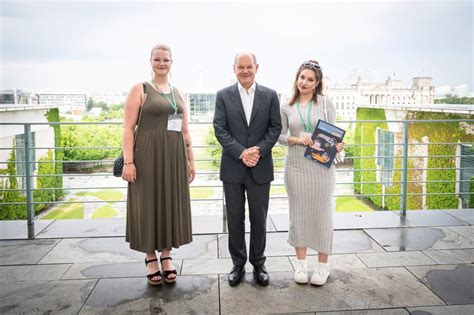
[24,124,35,238]
[222,186,227,233]
[400,121,409,217]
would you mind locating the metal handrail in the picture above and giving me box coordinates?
[1,119,473,239]
[1,152,472,164]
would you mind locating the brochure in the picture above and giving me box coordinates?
[303,119,346,169]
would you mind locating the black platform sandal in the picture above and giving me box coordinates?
[145,258,162,285]
[160,256,177,284]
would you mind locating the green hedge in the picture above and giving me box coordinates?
[354,109,469,210]
[353,108,388,207]
[0,148,63,220]
[0,150,26,219]
[407,111,467,209]
[0,109,65,220]
[46,108,64,198]
[469,176,474,208]
[61,123,122,161]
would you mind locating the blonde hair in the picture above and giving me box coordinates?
[150,44,172,59]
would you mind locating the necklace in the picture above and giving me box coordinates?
[296,100,314,133]
[151,79,177,113]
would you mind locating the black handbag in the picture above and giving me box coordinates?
[113,156,124,177]
[113,83,147,177]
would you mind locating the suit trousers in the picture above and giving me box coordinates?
[223,168,270,267]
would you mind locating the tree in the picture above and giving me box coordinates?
[86,98,95,111]
[434,95,474,105]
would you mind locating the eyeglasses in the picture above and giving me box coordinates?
[302,61,321,71]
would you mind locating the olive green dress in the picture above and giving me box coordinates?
[126,82,192,253]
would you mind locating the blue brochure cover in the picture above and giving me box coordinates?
[304,119,345,169]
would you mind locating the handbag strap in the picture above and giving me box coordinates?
[132,83,147,148]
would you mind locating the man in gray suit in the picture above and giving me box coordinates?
[213,52,282,286]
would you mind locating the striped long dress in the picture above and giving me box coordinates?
[278,95,336,254]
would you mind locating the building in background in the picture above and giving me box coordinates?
[37,92,87,114]
[0,106,57,192]
[0,89,39,105]
[88,92,126,106]
[185,90,217,122]
[184,90,284,122]
[327,77,435,120]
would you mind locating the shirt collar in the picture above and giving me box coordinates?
[238,81,256,94]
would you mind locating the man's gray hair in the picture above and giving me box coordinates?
[234,52,257,65]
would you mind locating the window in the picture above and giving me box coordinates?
[376,128,395,186]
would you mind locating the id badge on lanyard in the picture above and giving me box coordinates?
[168,113,183,131]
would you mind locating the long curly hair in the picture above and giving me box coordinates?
[288,60,324,106]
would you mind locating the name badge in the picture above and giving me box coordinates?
[167,113,183,131]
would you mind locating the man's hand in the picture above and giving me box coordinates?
[242,146,260,167]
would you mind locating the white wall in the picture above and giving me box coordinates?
[0,108,56,167]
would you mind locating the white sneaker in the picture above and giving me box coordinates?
[293,259,308,284]
[311,262,330,286]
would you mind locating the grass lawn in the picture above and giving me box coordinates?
[270,185,287,196]
[92,205,117,219]
[190,187,214,199]
[336,196,374,212]
[42,199,84,219]
[76,190,123,203]
[194,148,219,171]
[194,160,217,171]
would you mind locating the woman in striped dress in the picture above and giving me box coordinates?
[278,60,344,286]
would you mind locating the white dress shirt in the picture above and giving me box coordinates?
[238,81,256,126]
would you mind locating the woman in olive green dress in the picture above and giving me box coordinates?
[121,44,195,285]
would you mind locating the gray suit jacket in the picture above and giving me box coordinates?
[213,83,282,184]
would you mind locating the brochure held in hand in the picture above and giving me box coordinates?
[304,119,345,169]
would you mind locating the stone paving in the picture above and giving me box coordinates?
[0,210,472,314]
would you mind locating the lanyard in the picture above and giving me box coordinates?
[152,80,177,113]
[296,100,313,132]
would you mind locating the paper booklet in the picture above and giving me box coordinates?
[303,119,345,169]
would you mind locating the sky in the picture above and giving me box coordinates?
[0,0,472,95]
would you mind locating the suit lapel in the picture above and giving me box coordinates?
[229,84,248,124]
[249,83,263,126]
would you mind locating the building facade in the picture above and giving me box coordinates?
[0,107,57,192]
[37,93,87,114]
[327,77,435,120]
[0,89,39,105]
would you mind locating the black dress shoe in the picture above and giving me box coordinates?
[253,264,269,286]
[228,265,245,287]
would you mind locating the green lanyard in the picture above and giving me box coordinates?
[152,80,177,113]
[296,100,313,132]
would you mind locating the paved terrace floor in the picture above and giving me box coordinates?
[0,210,473,314]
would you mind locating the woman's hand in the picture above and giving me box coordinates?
[336,142,345,152]
[122,163,136,183]
[188,163,196,183]
[298,134,313,146]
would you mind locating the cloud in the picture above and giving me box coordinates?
[1,0,472,92]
